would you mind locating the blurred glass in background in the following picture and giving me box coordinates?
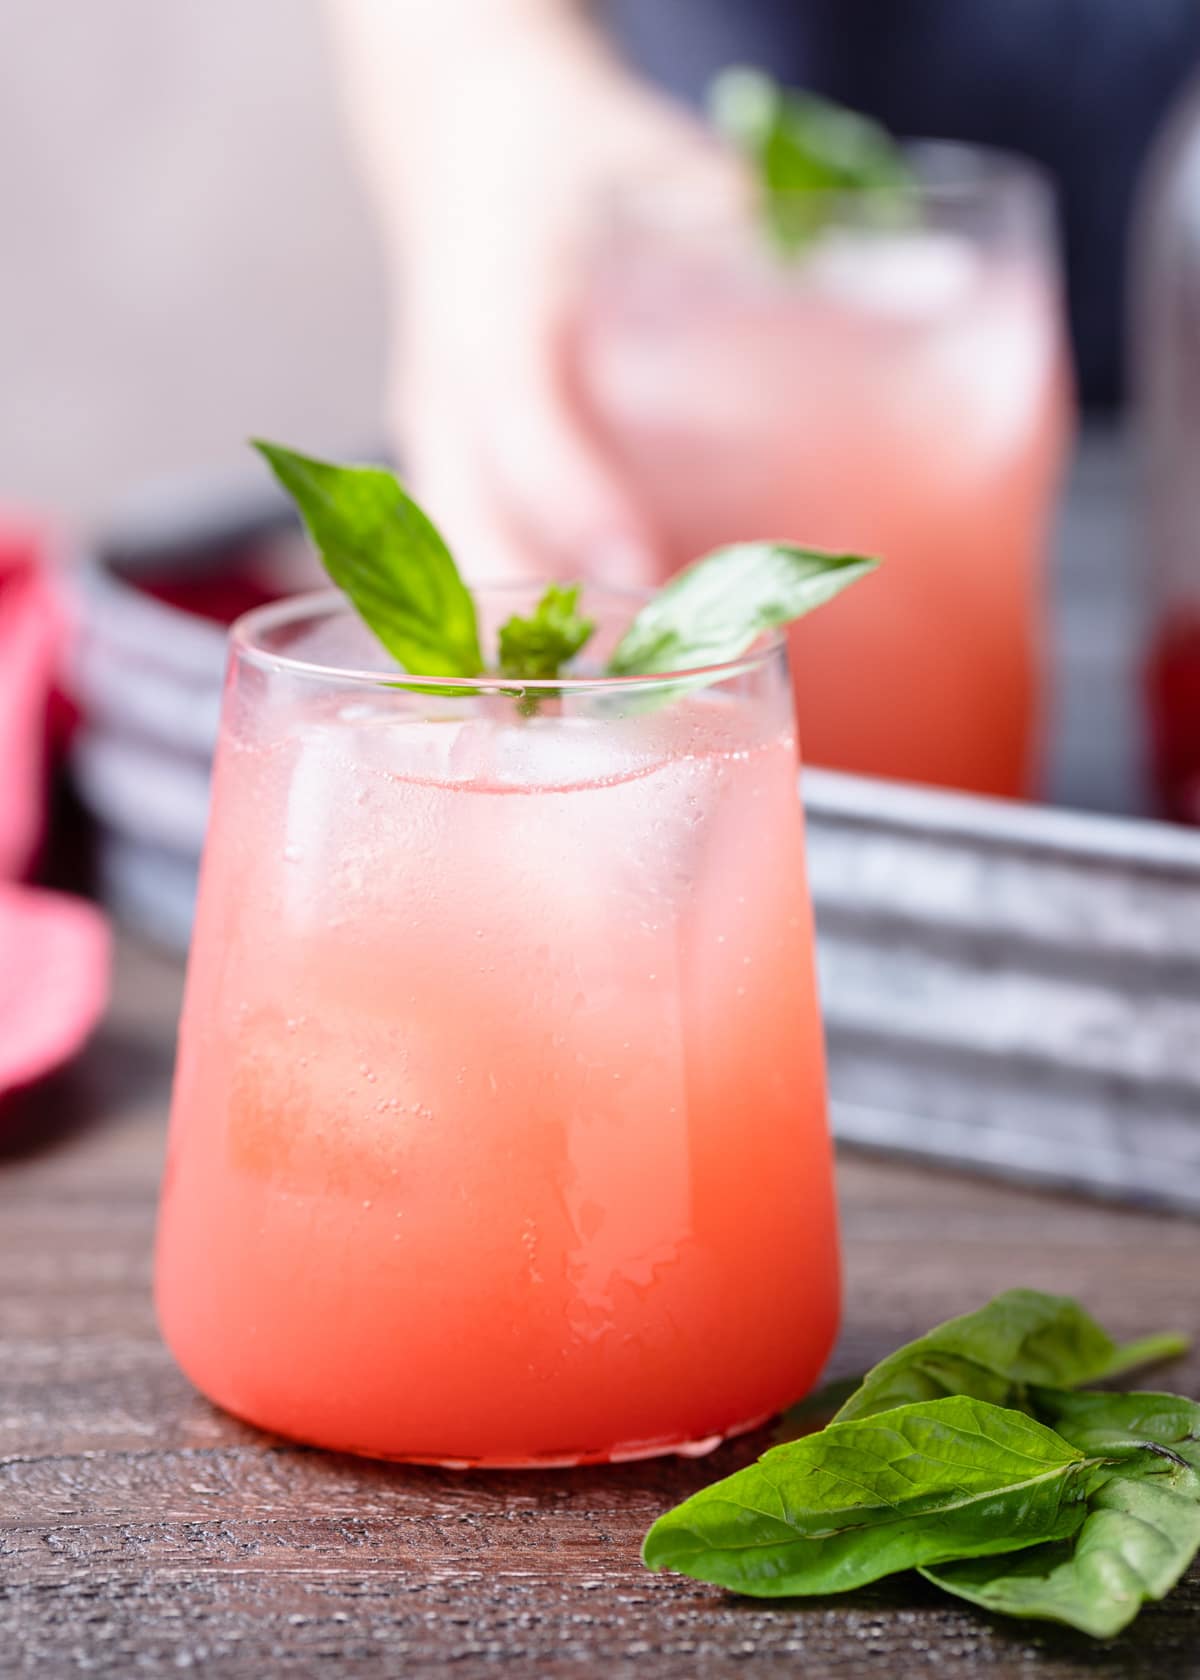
[579,145,1071,796]
[1138,71,1200,824]
[609,0,1200,409]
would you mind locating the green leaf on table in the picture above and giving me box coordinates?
[778,1306,1187,1444]
[923,1392,1200,1639]
[831,1290,1189,1425]
[1031,1387,1200,1465]
[1095,1330,1193,1382]
[607,542,877,679]
[252,441,483,678]
[642,1396,1092,1598]
[645,1293,1199,1637]
[710,67,916,254]
[497,583,595,680]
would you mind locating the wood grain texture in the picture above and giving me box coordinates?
[1,936,1198,1678]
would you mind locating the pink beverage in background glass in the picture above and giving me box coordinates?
[156,588,839,1466]
[579,147,1073,797]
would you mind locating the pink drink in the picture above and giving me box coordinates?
[579,153,1073,796]
[156,590,840,1466]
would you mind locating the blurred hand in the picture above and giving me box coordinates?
[334,10,737,583]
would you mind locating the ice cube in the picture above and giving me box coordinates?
[917,271,1058,465]
[279,707,469,928]
[807,229,978,319]
[445,714,663,791]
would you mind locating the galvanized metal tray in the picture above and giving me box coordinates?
[806,769,1200,1212]
[68,455,1200,1213]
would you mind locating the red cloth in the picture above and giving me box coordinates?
[0,515,109,1102]
[0,517,62,877]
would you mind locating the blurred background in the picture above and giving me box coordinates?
[7,0,1200,1176]
[0,0,382,518]
[7,0,1194,508]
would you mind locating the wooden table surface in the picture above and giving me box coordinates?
[2,934,1199,1679]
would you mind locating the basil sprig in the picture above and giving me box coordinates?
[255,442,877,689]
[645,1396,1094,1599]
[826,1288,1189,1426]
[709,67,917,255]
[644,1290,1196,1640]
[496,582,594,681]
[925,1389,1200,1640]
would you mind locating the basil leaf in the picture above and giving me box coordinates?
[497,583,595,681]
[1098,1331,1193,1382]
[607,543,877,678]
[642,1397,1091,1598]
[922,1481,1200,1640]
[252,441,483,678]
[710,67,915,255]
[833,1291,1189,1425]
[923,1395,1200,1639]
[780,1316,1186,1446]
[1031,1387,1200,1465]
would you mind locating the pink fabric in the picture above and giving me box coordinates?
[0,884,109,1094]
[0,514,110,1103]
[0,518,63,877]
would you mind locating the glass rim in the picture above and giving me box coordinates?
[602,139,1055,230]
[230,586,787,694]
[866,138,1052,203]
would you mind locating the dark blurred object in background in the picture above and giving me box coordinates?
[1137,72,1200,825]
[608,0,1200,408]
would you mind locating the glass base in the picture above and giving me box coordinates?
[218,1398,772,1470]
[396,1412,770,1470]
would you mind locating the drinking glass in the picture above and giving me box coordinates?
[578,145,1074,797]
[156,587,840,1466]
